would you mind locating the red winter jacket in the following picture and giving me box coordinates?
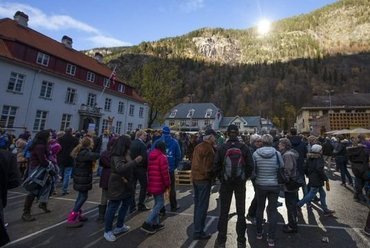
[147,148,170,195]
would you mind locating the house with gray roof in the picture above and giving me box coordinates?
[164,103,222,131]
[219,115,262,134]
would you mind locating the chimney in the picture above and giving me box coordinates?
[94,52,103,63]
[14,11,29,27]
[61,35,73,48]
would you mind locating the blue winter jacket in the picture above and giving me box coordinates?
[151,134,181,173]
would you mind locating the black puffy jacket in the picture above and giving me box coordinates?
[73,148,100,192]
[304,153,328,187]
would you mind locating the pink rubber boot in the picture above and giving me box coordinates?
[66,211,83,228]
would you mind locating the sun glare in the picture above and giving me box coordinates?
[257,19,271,35]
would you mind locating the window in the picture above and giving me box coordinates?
[104,98,112,111]
[139,107,144,118]
[65,88,77,104]
[87,93,96,107]
[169,120,175,127]
[127,122,133,132]
[0,105,17,128]
[118,84,125,93]
[103,78,110,88]
[138,124,142,129]
[40,81,53,99]
[33,110,47,131]
[60,114,72,131]
[234,122,241,129]
[118,102,125,114]
[187,109,195,118]
[7,72,25,93]
[86,72,95,82]
[116,121,122,134]
[204,119,211,126]
[66,64,76,76]
[205,108,213,118]
[191,119,198,127]
[169,109,177,118]
[101,119,109,134]
[129,104,135,116]
[36,52,50,66]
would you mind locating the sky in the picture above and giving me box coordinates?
[0,0,338,50]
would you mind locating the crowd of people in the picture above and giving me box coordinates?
[0,124,369,247]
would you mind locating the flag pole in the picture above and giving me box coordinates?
[98,65,117,103]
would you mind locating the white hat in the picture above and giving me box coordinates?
[311,144,322,153]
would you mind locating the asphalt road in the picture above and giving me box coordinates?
[3,166,370,248]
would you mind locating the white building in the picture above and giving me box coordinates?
[0,11,148,136]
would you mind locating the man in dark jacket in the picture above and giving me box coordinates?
[212,124,254,248]
[0,149,21,246]
[130,129,149,212]
[57,128,79,195]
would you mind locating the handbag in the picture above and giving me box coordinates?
[22,165,49,192]
[276,152,289,184]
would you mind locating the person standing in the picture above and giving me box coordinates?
[0,148,21,246]
[57,128,79,196]
[253,134,284,247]
[104,135,142,242]
[130,129,150,212]
[191,128,217,240]
[278,138,299,233]
[141,141,170,234]
[333,136,353,186]
[212,124,254,248]
[66,136,100,228]
[151,126,181,213]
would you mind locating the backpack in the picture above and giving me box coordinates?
[223,142,246,182]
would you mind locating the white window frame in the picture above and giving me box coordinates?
[87,93,97,107]
[60,113,72,131]
[129,104,135,116]
[118,102,125,114]
[169,109,177,118]
[86,71,95,82]
[66,63,76,76]
[40,80,53,99]
[0,105,17,128]
[139,107,144,118]
[187,109,195,118]
[118,84,125,93]
[65,88,77,104]
[234,122,241,129]
[7,72,25,93]
[33,110,48,131]
[116,121,122,134]
[169,120,175,127]
[205,108,213,118]
[101,119,109,134]
[36,52,50,66]
[103,78,110,88]
[104,98,112,111]
[127,122,133,132]
[204,119,211,126]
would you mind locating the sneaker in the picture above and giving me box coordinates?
[246,214,256,224]
[104,231,116,242]
[283,224,297,233]
[193,232,211,240]
[324,209,335,216]
[267,238,275,247]
[138,205,151,211]
[153,223,165,231]
[113,224,130,235]
[256,231,264,240]
[141,222,156,234]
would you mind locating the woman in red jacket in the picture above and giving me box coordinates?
[141,141,170,234]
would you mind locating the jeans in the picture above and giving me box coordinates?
[146,194,164,225]
[193,181,211,237]
[104,197,132,232]
[169,171,177,209]
[62,167,73,194]
[335,157,353,184]
[131,167,148,208]
[73,191,88,212]
[255,185,280,240]
[217,181,246,244]
[297,186,328,211]
[285,191,298,229]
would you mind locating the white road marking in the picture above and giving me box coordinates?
[4,208,98,247]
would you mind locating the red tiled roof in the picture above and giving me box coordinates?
[0,18,145,103]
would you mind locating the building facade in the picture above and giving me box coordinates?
[219,116,262,134]
[0,11,148,136]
